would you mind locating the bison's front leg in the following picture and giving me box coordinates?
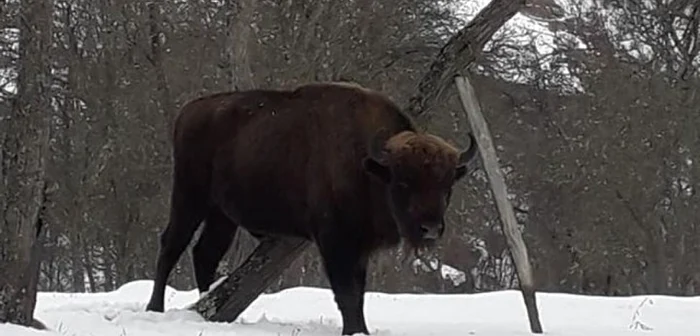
[317,234,370,335]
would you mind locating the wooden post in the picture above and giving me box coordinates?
[189,237,310,321]
[454,75,543,333]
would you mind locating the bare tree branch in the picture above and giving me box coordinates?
[405,0,527,122]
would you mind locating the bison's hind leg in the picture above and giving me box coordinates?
[193,207,239,294]
[146,179,208,313]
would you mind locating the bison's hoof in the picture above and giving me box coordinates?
[145,302,164,313]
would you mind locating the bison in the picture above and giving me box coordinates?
[145,82,478,335]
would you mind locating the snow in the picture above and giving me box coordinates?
[2,280,700,336]
[440,264,467,287]
[199,275,228,299]
[411,258,468,287]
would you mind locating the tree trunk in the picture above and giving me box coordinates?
[70,232,86,292]
[224,0,256,91]
[148,2,174,124]
[190,237,309,321]
[0,0,52,328]
[82,242,97,293]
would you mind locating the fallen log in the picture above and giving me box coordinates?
[189,237,310,321]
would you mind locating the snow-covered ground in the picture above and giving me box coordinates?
[2,280,699,336]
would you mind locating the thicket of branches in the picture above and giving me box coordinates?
[1,0,699,303]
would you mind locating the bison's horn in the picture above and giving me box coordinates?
[458,132,478,167]
[368,128,391,163]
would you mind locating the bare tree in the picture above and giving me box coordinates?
[0,0,52,328]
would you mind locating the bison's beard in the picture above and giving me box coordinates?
[396,239,441,271]
[389,203,441,260]
[412,239,438,260]
[395,222,441,266]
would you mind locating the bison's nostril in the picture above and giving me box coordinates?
[420,224,440,239]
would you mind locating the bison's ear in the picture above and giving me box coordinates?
[455,164,469,181]
[363,157,392,184]
[364,128,392,183]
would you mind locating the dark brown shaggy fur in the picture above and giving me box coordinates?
[145,82,478,335]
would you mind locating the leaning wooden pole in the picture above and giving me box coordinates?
[454,75,543,334]
[189,237,310,321]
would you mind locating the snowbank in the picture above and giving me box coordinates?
[2,279,699,335]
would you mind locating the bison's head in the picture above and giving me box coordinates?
[363,129,478,249]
